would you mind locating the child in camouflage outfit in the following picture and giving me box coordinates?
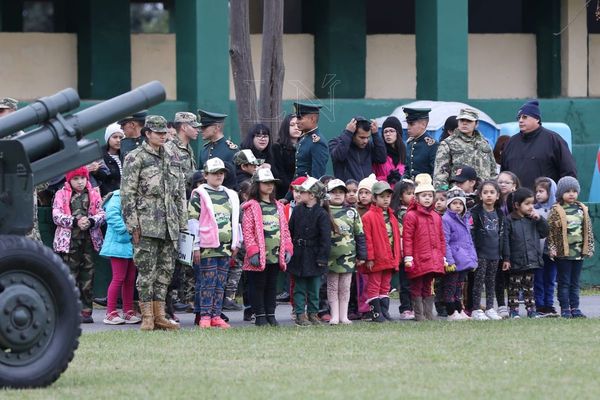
[325,179,367,325]
[53,166,105,323]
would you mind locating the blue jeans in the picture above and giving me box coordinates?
[534,255,557,308]
[193,256,230,317]
[555,259,583,311]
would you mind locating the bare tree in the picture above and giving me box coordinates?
[230,0,285,141]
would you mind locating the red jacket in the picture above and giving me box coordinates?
[403,201,446,279]
[362,204,402,273]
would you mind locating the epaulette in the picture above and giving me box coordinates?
[424,136,436,146]
[226,139,238,150]
[311,133,321,143]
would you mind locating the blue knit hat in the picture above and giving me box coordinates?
[517,100,541,121]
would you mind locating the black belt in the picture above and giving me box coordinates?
[293,239,316,247]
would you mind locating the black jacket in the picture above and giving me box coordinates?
[502,212,548,272]
[271,142,296,199]
[94,151,121,197]
[470,204,505,258]
[287,203,332,277]
[329,130,387,182]
[501,126,577,189]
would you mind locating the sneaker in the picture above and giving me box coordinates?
[81,311,94,324]
[471,309,490,321]
[123,310,141,324]
[103,311,125,325]
[276,291,290,302]
[220,312,230,322]
[295,314,311,327]
[497,306,509,319]
[509,309,520,319]
[447,311,462,321]
[459,310,471,320]
[347,311,362,320]
[561,310,573,319]
[484,309,502,321]
[222,297,243,311]
[173,302,189,312]
[545,306,559,317]
[308,313,322,326]
[243,308,255,322]
[527,310,541,318]
[211,316,230,329]
[399,310,415,320]
[320,313,331,322]
[199,316,212,328]
[571,309,587,318]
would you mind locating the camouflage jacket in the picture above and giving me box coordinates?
[121,141,187,240]
[167,136,196,189]
[433,129,497,190]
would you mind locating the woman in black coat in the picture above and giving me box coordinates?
[271,114,303,199]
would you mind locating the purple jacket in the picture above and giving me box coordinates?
[442,210,478,271]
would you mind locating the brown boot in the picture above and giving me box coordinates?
[152,301,180,331]
[423,296,435,320]
[139,302,155,331]
[412,297,425,321]
[308,313,322,326]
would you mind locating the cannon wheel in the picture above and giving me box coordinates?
[0,235,81,388]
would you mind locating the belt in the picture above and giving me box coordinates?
[293,239,316,247]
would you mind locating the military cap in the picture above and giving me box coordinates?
[252,168,279,183]
[456,108,479,122]
[198,109,227,127]
[450,165,478,183]
[144,115,169,133]
[327,179,348,193]
[204,157,228,173]
[293,102,322,117]
[233,149,263,166]
[293,176,327,199]
[118,110,148,125]
[372,181,393,195]
[0,97,18,110]
[174,111,201,128]
[403,107,431,122]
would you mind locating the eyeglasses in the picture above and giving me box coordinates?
[254,133,269,138]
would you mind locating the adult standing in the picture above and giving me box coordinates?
[240,123,275,169]
[272,114,303,199]
[118,110,147,160]
[329,116,386,182]
[198,109,238,189]
[501,100,577,189]
[170,111,200,191]
[121,115,187,331]
[293,102,329,179]
[433,108,497,190]
[94,123,124,197]
[403,108,438,180]
[372,116,407,184]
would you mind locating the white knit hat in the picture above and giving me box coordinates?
[104,122,124,143]
[414,173,435,194]
[358,173,377,193]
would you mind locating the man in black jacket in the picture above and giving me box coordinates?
[501,100,577,189]
[328,116,386,182]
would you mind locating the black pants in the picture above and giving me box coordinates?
[495,267,509,307]
[398,263,412,312]
[247,263,279,316]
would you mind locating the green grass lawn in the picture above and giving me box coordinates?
[3,320,600,399]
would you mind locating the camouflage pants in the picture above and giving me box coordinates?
[168,261,195,304]
[134,237,176,302]
[508,272,535,310]
[61,239,94,312]
[224,258,242,299]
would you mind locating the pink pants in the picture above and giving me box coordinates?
[107,257,136,313]
[366,269,393,302]
[410,273,435,298]
[356,271,370,313]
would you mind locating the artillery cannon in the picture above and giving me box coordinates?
[0,82,166,388]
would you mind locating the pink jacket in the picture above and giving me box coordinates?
[372,156,405,183]
[52,182,105,253]
[241,199,293,272]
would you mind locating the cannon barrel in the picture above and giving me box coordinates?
[0,88,80,139]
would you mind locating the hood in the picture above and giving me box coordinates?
[445,209,470,226]
[534,177,557,210]
[102,190,119,209]
[407,199,434,215]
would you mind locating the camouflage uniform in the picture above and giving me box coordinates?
[121,116,187,302]
[328,205,366,273]
[433,129,497,190]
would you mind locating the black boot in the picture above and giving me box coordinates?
[379,297,393,321]
[369,299,385,323]
[435,301,448,318]
[255,314,268,326]
[266,314,279,326]
[243,307,254,322]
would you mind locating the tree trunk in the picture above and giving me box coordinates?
[258,0,285,139]
[229,0,258,140]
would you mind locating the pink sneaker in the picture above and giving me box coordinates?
[123,310,141,324]
[199,316,212,328]
[210,316,231,329]
[399,310,415,320]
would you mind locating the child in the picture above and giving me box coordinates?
[403,174,446,321]
[53,166,105,323]
[326,179,367,324]
[533,177,558,317]
[361,181,402,322]
[287,177,332,326]
[502,187,548,318]
[496,170,520,317]
[442,187,478,321]
[233,149,262,187]
[547,176,595,318]
[355,174,378,318]
[242,169,293,326]
[470,180,504,320]
[450,165,478,209]
[344,179,359,207]
[390,179,416,320]
[433,189,448,317]
[99,190,141,325]
[434,190,447,215]
[188,158,240,329]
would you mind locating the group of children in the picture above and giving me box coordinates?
[52,157,594,328]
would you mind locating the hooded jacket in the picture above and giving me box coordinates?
[502,212,549,272]
[99,190,132,259]
[361,204,402,272]
[442,210,478,271]
[534,177,557,252]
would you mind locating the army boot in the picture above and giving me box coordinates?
[152,301,180,331]
[307,313,322,326]
[139,302,155,331]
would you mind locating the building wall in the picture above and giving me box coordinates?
[131,34,177,100]
[589,34,600,96]
[365,35,416,98]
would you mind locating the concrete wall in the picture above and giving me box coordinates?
[365,35,416,99]
[0,33,77,100]
[589,35,600,96]
[228,34,314,100]
[131,34,177,100]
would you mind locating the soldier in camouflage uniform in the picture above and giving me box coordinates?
[121,115,187,331]
[325,179,367,325]
[433,108,497,190]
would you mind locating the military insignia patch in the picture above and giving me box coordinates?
[226,139,238,149]
[346,210,355,219]
[311,133,320,143]
[424,136,436,146]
